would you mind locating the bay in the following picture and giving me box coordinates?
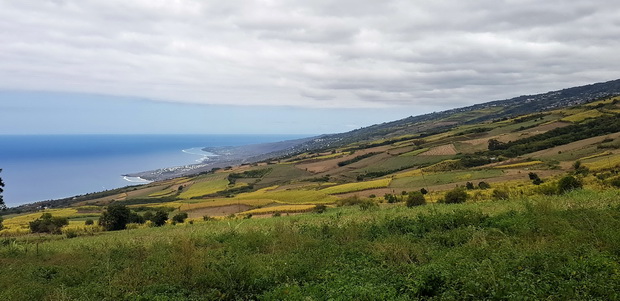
[0,134,306,207]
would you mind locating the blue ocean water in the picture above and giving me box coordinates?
[0,135,306,207]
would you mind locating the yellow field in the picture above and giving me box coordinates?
[320,178,391,195]
[580,152,613,161]
[1,208,79,230]
[393,169,423,179]
[234,188,338,204]
[494,161,544,169]
[241,204,317,215]
[174,199,274,211]
[561,109,607,123]
[178,178,230,199]
[583,154,620,171]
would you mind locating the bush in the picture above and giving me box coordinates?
[443,187,468,204]
[29,213,69,234]
[359,200,378,211]
[420,188,428,195]
[337,196,364,206]
[203,215,214,221]
[314,204,327,213]
[465,182,475,190]
[84,219,94,226]
[172,212,189,224]
[406,191,426,207]
[558,176,583,193]
[478,181,491,189]
[609,177,620,188]
[151,209,169,226]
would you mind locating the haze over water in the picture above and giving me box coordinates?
[0,134,305,207]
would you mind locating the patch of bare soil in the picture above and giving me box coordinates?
[186,204,252,218]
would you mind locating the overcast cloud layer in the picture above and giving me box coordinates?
[1,0,619,109]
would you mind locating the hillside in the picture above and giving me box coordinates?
[3,80,620,300]
[125,78,620,181]
[3,80,620,221]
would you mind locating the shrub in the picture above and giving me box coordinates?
[465,182,475,190]
[337,196,364,206]
[443,187,468,204]
[314,204,327,213]
[478,181,491,189]
[558,176,583,193]
[84,219,94,226]
[203,215,214,221]
[143,211,154,221]
[384,193,399,203]
[29,213,69,234]
[609,177,620,188]
[406,191,426,207]
[420,188,428,194]
[359,200,378,211]
[64,229,78,238]
[172,212,189,224]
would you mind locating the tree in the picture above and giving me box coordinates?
[558,175,582,193]
[488,139,505,151]
[29,213,68,234]
[99,204,132,231]
[151,209,169,226]
[0,169,5,211]
[406,191,426,207]
[172,212,189,224]
[443,187,468,204]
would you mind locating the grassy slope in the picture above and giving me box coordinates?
[2,190,620,300]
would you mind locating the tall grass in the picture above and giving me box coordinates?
[1,190,620,300]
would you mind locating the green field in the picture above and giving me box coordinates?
[390,169,504,189]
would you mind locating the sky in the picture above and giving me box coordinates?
[1,0,619,135]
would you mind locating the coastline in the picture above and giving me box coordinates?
[124,136,316,181]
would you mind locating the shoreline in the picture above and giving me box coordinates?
[124,136,316,181]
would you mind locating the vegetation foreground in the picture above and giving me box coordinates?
[2,189,620,300]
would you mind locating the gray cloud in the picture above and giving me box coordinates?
[0,0,619,109]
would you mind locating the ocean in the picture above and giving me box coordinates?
[0,134,306,207]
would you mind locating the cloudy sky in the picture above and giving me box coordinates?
[1,0,619,134]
